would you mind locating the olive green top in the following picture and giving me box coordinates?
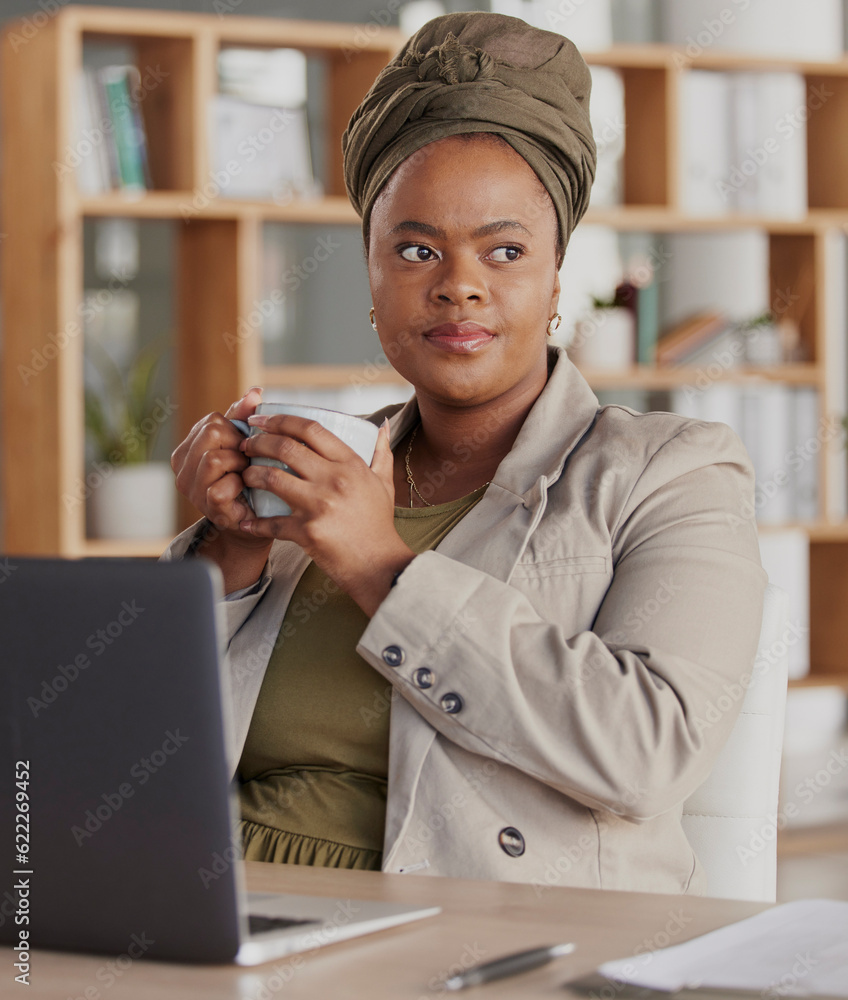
[238,484,488,870]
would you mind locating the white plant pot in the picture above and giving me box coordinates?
[568,307,635,370]
[87,462,177,541]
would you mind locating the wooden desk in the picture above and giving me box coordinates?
[9,862,768,999]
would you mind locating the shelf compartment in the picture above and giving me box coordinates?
[806,74,848,210]
[620,66,676,208]
[79,32,199,193]
[810,539,848,679]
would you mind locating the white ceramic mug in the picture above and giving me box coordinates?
[230,402,380,517]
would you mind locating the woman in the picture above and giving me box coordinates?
[166,12,766,894]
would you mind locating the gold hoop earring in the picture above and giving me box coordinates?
[369,307,377,331]
[546,313,562,337]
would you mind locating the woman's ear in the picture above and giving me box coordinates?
[550,270,561,318]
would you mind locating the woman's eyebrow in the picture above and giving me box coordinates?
[473,220,532,237]
[389,221,445,237]
[388,220,531,237]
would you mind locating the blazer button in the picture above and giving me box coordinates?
[413,667,433,689]
[440,692,463,714]
[498,827,525,857]
[382,645,405,668]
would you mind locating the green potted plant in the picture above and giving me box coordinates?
[85,339,177,540]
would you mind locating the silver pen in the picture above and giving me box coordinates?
[442,942,577,991]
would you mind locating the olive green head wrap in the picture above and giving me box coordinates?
[342,11,597,254]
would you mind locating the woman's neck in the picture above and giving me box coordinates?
[394,377,546,506]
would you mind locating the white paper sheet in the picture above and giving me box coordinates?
[598,899,848,996]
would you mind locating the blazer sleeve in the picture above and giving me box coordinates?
[356,420,768,822]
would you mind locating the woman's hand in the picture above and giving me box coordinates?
[170,388,273,592]
[239,413,415,616]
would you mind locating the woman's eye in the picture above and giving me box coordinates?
[488,246,523,262]
[400,245,438,262]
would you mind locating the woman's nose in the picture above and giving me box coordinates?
[430,254,488,305]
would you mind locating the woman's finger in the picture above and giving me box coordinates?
[241,430,324,481]
[225,386,263,421]
[242,461,314,511]
[205,472,254,526]
[370,419,395,501]
[247,413,354,462]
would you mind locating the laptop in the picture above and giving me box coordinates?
[0,556,439,965]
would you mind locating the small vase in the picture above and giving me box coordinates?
[568,307,636,370]
[87,462,177,540]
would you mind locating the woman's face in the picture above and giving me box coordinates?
[367,135,561,411]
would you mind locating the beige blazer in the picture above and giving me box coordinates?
[163,347,767,895]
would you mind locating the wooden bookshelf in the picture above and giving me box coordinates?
[0,5,405,557]
[2,7,848,687]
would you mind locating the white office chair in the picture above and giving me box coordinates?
[682,583,790,902]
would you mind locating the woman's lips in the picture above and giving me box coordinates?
[423,322,495,353]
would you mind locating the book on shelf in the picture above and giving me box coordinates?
[217,47,307,108]
[586,65,625,209]
[677,70,807,219]
[211,46,319,203]
[661,232,770,333]
[72,66,151,195]
[823,231,848,520]
[659,0,844,61]
[679,70,733,217]
[656,310,728,366]
[209,96,318,203]
[670,382,820,525]
[613,276,659,365]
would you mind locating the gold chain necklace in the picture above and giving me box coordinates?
[404,425,490,508]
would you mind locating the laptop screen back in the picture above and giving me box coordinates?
[0,557,244,962]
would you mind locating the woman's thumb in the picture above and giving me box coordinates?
[371,418,395,488]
